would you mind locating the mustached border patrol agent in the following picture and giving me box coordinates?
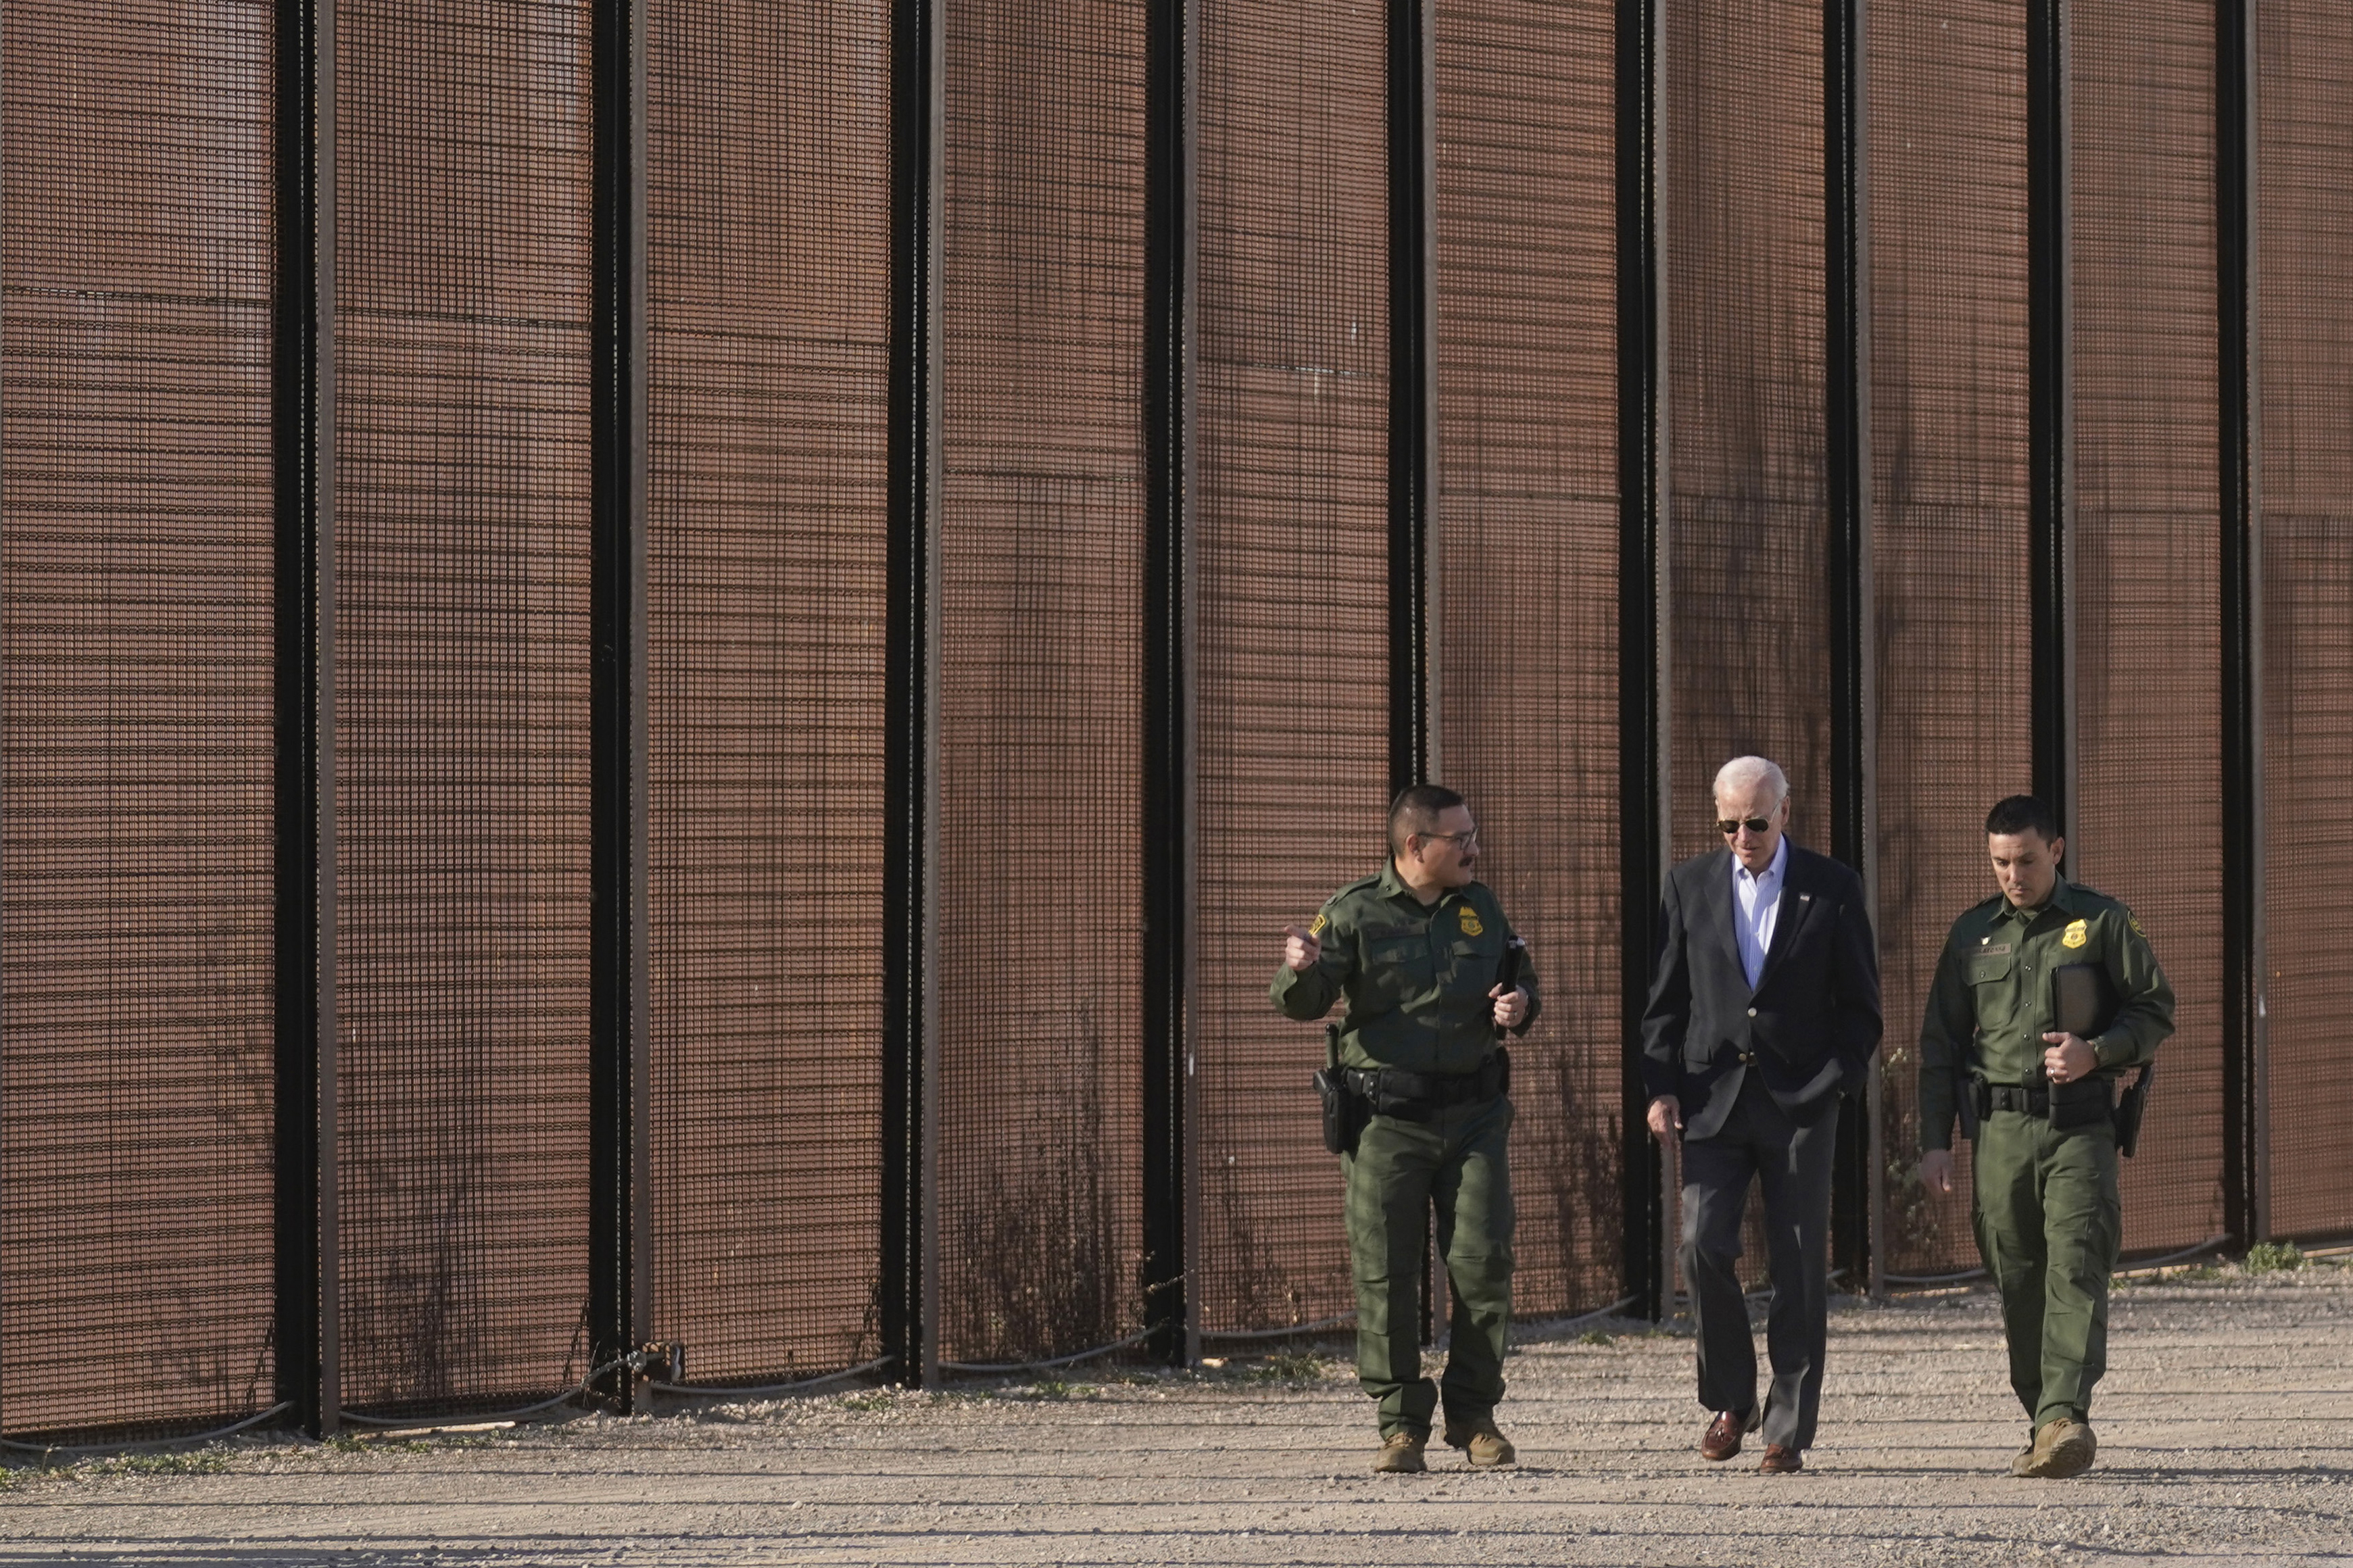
[1271,784,1536,1474]
[1917,793,2175,1479]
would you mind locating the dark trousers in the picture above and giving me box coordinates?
[1678,1069,1838,1451]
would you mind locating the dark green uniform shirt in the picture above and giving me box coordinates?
[1917,878,2175,1152]
[1269,862,1538,1075]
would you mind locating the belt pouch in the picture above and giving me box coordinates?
[2048,1075,2114,1133]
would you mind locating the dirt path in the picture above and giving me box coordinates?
[3,1262,2348,1566]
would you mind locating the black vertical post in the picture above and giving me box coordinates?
[274,0,337,1439]
[1618,0,1668,1321]
[2027,0,2073,841]
[1823,0,1876,1293]
[1388,0,1433,799]
[587,0,646,1411]
[884,0,939,1388]
[1141,0,1192,1367]
[1389,0,1438,1348]
[2216,0,2264,1248]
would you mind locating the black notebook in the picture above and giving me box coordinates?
[2054,962,2117,1041]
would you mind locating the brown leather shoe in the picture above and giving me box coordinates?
[1701,1407,1761,1462]
[1757,1444,1803,1474]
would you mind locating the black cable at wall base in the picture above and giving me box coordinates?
[883,0,938,1388]
[2214,0,2266,1247]
[587,0,646,1413]
[2027,0,2072,838]
[1616,0,1668,1322]
[1822,0,1874,1292]
[274,0,337,1440]
[1141,0,1192,1367]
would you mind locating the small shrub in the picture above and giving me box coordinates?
[2244,1242,2305,1275]
[1576,1329,1614,1347]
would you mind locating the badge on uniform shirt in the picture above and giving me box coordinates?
[1458,908,1485,937]
[1309,912,1328,938]
[2062,918,2089,948]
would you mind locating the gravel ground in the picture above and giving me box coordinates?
[2,1260,2347,1567]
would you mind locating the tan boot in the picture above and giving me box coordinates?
[1442,1415,1518,1467]
[2018,1419,2097,1479]
[1374,1429,1428,1473]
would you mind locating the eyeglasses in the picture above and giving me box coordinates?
[1422,828,1480,848]
[1715,816,1772,836]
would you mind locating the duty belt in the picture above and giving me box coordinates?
[1981,1081,2050,1116]
[1344,1049,1509,1120]
[1974,1075,2112,1131]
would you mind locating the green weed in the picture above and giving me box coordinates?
[2243,1242,2305,1275]
[91,1452,231,1478]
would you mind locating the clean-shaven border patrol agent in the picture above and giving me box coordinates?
[1271,784,1536,1474]
[1918,793,2175,1479]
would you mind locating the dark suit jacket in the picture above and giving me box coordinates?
[1641,843,1883,1140]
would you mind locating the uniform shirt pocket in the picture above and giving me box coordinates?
[1366,935,1435,1006]
[1966,946,2015,986]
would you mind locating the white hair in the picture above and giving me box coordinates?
[1714,755,1789,806]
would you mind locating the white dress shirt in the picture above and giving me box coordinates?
[1732,836,1789,991]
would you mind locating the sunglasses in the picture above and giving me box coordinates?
[1715,816,1773,835]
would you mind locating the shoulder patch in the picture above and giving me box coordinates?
[1308,912,1328,938]
[2129,914,2146,937]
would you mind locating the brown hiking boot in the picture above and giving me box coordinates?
[1442,1415,1518,1467]
[1373,1429,1428,1473]
[2019,1419,2097,1479]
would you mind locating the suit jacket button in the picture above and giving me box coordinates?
[1747,1006,1757,1018]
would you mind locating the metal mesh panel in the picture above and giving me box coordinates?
[641,0,892,1381]
[1194,0,1388,1333]
[1660,0,1828,1288]
[930,0,1149,1363]
[2070,0,2224,1254]
[1663,0,1830,856]
[0,0,278,1436]
[1432,0,1622,1316]
[2256,1,2353,1242]
[1866,0,2032,1275]
[335,0,596,1409]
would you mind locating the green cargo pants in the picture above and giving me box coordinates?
[1342,1092,1514,1437]
[1971,1107,2122,1429]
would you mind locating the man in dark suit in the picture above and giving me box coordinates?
[1641,756,1881,1473]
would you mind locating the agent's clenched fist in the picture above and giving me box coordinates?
[1282,924,1321,973]
[1489,984,1529,1030]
